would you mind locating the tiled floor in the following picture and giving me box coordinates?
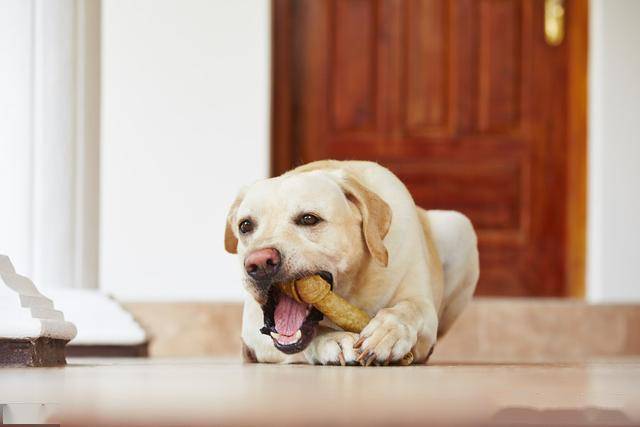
[1,358,639,426]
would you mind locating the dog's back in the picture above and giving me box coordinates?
[417,208,479,336]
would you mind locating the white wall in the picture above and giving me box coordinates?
[100,0,270,301]
[0,0,100,290]
[588,0,640,302]
[0,1,32,277]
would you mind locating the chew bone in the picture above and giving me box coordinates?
[278,276,369,333]
[278,275,414,365]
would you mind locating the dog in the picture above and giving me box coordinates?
[225,160,479,365]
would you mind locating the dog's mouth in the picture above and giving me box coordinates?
[259,271,333,354]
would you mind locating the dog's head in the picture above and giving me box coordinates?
[224,165,391,354]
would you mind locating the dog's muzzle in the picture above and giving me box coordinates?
[259,271,333,354]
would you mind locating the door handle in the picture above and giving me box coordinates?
[545,0,565,46]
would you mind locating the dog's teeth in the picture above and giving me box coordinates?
[294,330,302,341]
[270,332,281,339]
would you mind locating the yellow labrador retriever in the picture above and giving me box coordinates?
[225,160,479,365]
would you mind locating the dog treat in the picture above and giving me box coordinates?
[278,275,414,365]
[278,275,369,333]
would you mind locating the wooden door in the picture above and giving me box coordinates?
[272,0,587,297]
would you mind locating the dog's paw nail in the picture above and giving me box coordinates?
[338,352,346,366]
[365,353,376,367]
[356,349,369,363]
[353,336,365,349]
[384,354,392,366]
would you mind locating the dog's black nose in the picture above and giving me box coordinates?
[244,248,281,280]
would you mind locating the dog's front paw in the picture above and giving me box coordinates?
[306,331,360,366]
[354,308,418,366]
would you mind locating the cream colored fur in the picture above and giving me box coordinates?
[226,160,479,365]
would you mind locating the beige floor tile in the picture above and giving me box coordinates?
[1,358,639,426]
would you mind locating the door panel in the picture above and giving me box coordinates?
[405,0,449,133]
[272,0,587,297]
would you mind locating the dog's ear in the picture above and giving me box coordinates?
[224,189,246,254]
[340,174,392,267]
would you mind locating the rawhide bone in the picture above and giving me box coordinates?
[278,275,414,365]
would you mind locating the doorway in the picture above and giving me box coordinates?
[271,0,587,297]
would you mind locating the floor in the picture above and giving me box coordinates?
[1,358,639,426]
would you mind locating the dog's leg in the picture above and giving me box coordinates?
[355,294,439,365]
[349,210,479,366]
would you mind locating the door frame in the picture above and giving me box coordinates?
[270,0,588,297]
[565,0,588,298]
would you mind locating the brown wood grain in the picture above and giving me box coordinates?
[270,0,294,175]
[332,0,377,132]
[405,0,450,133]
[271,0,588,297]
[566,0,588,298]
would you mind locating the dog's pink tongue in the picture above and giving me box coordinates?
[274,293,307,336]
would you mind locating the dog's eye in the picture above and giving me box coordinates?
[297,213,321,226]
[239,219,254,234]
